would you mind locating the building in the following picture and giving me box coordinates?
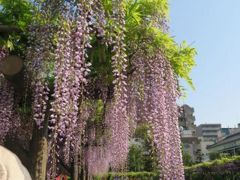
[181,130,200,162]
[179,105,200,162]
[217,124,240,141]
[179,105,240,162]
[196,124,221,161]
[179,104,196,130]
[207,131,240,156]
[197,124,221,142]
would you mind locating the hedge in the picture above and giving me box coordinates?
[94,156,240,180]
[185,156,240,180]
[94,172,159,180]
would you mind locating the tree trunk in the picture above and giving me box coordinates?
[74,151,79,180]
[31,130,48,180]
[31,100,50,180]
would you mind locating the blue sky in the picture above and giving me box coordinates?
[169,0,240,127]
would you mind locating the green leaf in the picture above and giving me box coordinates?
[6,40,14,50]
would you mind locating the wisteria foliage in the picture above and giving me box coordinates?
[0,0,196,179]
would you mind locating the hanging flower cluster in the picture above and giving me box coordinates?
[26,20,54,128]
[32,80,50,128]
[85,140,110,176]
[92,0,106,38]
[0,49,14,144]
[164,60,184,179]
[0,49,23,147]
[129,51,184,179]
[49,0,93,172]
[106,0,130,170]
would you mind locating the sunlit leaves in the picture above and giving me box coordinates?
[123,0,196,88]
[0,0,33,30]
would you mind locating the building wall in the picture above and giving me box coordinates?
[218,128,239,140]
[182,141,200,162]
[196,124,221,161]
[198,137,215,161]
[179,105,200,162]
[179,105,196,130]
[197,124,221,140]
[208,132,240,156]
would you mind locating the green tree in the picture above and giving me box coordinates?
[182,151,193,166]
[209,152,220,161]
[128,123,158,172]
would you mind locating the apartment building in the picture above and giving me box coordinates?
[196,124,221,161]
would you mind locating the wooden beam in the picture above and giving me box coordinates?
[0,55,25,93]
[0,55,23,76]
[0,25,21,33]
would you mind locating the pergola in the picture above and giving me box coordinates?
[0,24,21,34]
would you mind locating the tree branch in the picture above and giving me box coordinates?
[0,25,21,33]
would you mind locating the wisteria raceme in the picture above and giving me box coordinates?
[85,140,110,176]
[106,0,130,170]
[0,49,22,147]
[130,54,148,123]
[68,0,93,155]
[26,24,54,128]
[47,23,73,177]
[107,100,129,170]
[130,51,184,179]
[0,49,14,144]
[164,60,184,179]
[126,79,138,136]
[32,80,49,128]
[49,0,93,172]
[0,78,15,144]
[143,55,171,178]
[92,0,106,38]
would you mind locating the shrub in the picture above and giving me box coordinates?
[185,156,240,180]
[94,172,159,180]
